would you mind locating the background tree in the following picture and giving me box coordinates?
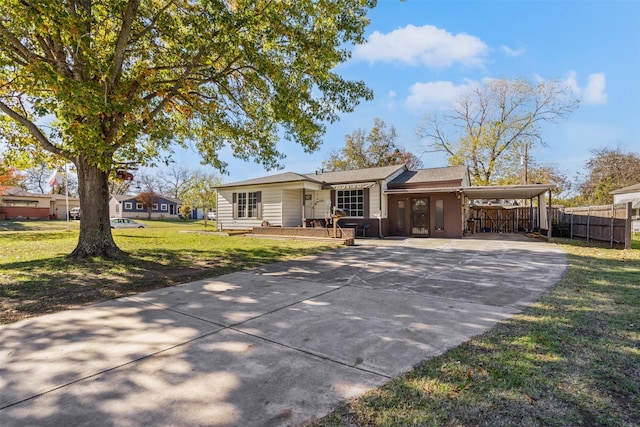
[157,164,192,199]
[0,0,375,258]
[417,79,578,185]
[575,147,640,205]
[178,204,192,220]
[181,171,221,227]
[0,161,22,194]
[23,164,51,194]
[496,162,571,202]
[323,118,423,171]
[136,190,159,220]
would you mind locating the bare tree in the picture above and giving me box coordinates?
[157,165,193,199]
[417,79,579,185]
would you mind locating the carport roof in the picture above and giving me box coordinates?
[461,184,554,200]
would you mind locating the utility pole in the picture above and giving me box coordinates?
[522,142,529,185]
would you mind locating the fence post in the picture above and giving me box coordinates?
[586,206,590,243]
[570,211,573,239]
[610,204,615,248]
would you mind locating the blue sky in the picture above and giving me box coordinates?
[179,0,640,186]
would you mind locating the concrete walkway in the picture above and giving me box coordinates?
[0,236,567,426]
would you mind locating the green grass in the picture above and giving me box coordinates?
[0,219,340,324]
[313,238,640,427]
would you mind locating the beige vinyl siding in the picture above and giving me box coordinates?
[216,189,249,229]
[315,190,332,218]
[217,187,282,229]
[262,188,283,225]
[281,189,302,227]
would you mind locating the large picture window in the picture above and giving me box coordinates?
[337,189,364,217]
[235,191,261,218]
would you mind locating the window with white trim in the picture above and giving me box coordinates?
[124,202,132,210]
[136,203,143,210]
[238,192,256,218]
[337,189,364,217]
[235,191,259,218]
[161,204,168,211]
[152,203,158,210]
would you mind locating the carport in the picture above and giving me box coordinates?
[460,184,554,238]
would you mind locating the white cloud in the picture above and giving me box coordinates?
[353,24,488,68]
[563,71,607,105]
[583,73,607,105]
[501,45,526,57]
[405,79,482,111]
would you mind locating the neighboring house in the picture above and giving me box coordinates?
[0,187,80,220]
[109,194,182,219]
[611,183,640,232]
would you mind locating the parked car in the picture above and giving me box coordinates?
[109,218,147,229]
[69,207,81,220]
[207,211,216,220]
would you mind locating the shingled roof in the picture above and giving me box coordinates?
[216,172,321,188]
[304,164,406,184]
[388,165,470,187]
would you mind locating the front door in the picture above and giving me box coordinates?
[411,197,429,237]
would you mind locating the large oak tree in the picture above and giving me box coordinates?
[0,0,375,258]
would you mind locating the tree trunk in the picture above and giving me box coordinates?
[70,156,122,259]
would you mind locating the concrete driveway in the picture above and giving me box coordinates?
[0,236,566,426]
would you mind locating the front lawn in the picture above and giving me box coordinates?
[313,239,640,426]
[0,220,339,324]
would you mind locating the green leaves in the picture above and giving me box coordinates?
[0,0,376,171]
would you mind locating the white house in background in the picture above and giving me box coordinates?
[109,194,182,219]
[611,183,640,232]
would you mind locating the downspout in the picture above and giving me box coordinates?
[302,188,306,227]
[379,181,383,238]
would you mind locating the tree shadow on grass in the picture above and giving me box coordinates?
[0,245,335,324]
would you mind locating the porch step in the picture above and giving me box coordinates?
[245,233,353,246]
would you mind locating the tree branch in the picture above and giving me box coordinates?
[0,99,66,158]
[110,0,139,88]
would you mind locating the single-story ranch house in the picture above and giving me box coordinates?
[109,194,182,220]
[215,164,554,239]
[0,187,80,220]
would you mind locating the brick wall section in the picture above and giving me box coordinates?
[0,207,50,220]
[252,226,355,242]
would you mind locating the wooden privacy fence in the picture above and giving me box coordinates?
[558,202,632,249]
[469,206,537,233]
